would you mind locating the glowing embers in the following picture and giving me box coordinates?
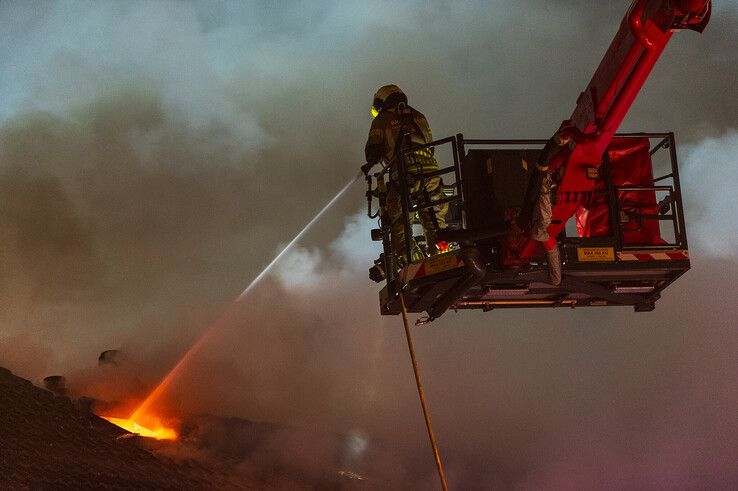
[103,414,178,440]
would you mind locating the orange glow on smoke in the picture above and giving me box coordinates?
[129,310,228,422]
[103,415,177,440]
[126,175,360,431]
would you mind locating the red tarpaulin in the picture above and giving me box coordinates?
[576,137,665,245]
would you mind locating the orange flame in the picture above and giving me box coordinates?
[109,308,235,442]
[102,415,178,440]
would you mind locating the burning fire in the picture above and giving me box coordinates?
[102,414,178,440]
[97,179,359,444]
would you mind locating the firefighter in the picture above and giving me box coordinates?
[362,85,448,267]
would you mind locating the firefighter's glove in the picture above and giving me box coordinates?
[361,162,375,177]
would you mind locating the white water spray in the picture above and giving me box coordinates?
[129,172,363,418]
[238,171,362,300]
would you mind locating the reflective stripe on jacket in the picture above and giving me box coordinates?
[365,105,438,174]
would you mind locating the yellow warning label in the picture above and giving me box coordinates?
[577,247,615,262]
[425,252,463,275]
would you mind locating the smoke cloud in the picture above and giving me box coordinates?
[1,1,736,488]
[680,129,738,256]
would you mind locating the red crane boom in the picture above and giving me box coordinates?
[517,0,711,260]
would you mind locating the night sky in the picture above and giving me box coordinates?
[0,1,736,488]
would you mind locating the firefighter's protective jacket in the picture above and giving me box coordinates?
[365,105,437,174]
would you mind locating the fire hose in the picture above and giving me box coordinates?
[399,291,449,491]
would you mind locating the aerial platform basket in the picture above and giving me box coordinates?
[372,132,690,320]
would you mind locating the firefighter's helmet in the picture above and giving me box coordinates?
[371,84,407,117]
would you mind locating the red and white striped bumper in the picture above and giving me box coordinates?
[617,250,689,261]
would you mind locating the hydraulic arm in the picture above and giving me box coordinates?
[518,0,711,258]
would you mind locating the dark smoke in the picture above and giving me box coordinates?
[0,1,736,488]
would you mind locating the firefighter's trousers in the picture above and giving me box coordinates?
[386,175,448,264]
